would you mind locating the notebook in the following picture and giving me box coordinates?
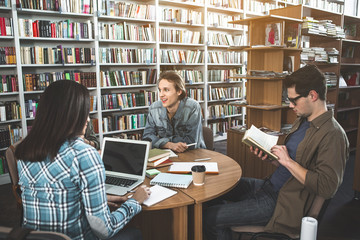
[101,137,150,196]
[142,185,177,207]
[150,173,193,189]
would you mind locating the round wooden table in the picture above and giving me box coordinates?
[134,148,242,240]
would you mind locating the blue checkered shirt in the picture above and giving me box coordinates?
[18,138,141,239]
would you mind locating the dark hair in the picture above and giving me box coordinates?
[158,71,186,100]
[284,64,327,100]
[15,80,90,162]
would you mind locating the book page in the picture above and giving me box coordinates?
[244,125,279,151]
[143,185,177,207]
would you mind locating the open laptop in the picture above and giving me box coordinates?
[101,137,150,196]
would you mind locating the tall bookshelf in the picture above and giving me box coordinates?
[0,0,354,185]
[228,14,302,178]
[340,14,360,197]
[0,0,20,185]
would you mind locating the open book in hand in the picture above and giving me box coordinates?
[242,125,279,161]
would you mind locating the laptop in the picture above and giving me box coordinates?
[101,137,150,196]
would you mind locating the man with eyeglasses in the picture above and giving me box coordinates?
[203,64,349,240]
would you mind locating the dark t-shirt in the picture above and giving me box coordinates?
[269,120,310,191]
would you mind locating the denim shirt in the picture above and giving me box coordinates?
[143,97,206,149]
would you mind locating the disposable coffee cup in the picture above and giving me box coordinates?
[191,165,206,186]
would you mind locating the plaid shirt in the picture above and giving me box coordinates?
[18,138,141,240]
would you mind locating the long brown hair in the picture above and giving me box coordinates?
[15,80,90,162]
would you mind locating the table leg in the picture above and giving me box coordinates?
[172,206,188,240]
[193,203,203,240]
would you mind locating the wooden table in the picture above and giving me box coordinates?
[134,149,242,240]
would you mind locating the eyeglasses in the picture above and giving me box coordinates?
[287,95,304,106]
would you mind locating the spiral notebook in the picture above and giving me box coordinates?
[150,173,193,189]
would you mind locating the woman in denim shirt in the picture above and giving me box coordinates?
[143,71,206,152]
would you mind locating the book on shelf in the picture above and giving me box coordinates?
[150,173,193,189]
[242,125,279,162]
[265,23,282,46]
[148,148,171,162]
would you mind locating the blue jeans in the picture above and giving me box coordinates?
[203,177,278,240]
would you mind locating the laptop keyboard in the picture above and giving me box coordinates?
[106,176,136,187]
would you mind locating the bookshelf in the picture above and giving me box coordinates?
[0,1,17,184]
[227,14,302,178]
[0,0,356,185]
[340,14,360,197]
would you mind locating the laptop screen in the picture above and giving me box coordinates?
[102,139,148,176]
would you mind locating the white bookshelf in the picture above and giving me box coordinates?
[0,0,348,184]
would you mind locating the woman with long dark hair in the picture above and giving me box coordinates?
[15,80,150,240]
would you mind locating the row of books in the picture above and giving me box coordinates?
[0,125,22,149]
[99,22,154,41]
[111,132,143,141]
[99,48,156,64]
[207,12,241,29]
[99,1,155,20]
[18,19,93,39]
[0,155,8,175]
[208,51,242,64]
[208,86,242,101]
[160,49,204,64]
[301,47,339,63]
[186,88,204,101]
[208,0,239,9]
[208,68,242,82]
[89,96,97,112]
[1,75,18,93]
[247,0,276,13]
[102,113,147,133]
[207,104,241,118]
[176,70,203,84]
[101,91,157,110]
[21,46,95,65]
[0,47,16,65]
[208,32,235,46]
[23,71,96,91]
[62,47,95,64]
[24,99,38,118]
[324,72,338,88]
[0,0,10,7]
[100,69,157,87]
[0,101,21,121]
[160,28,202,44]
[17,0,93,14]
[210,118,242,135]
[302,0,343,14]
[302,17,345,38]
[160,8,203,25]
[0,17,12,36]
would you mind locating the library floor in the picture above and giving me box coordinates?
[0,141,359,240]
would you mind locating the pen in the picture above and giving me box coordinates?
[194,158,211,162]
[127,190,136,193]
[187,142,197,147]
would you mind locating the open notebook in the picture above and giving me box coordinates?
[143,185,177,207]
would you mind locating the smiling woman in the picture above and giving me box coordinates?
[143,71,206,153]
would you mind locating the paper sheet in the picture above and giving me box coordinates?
[143,185,177,207]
